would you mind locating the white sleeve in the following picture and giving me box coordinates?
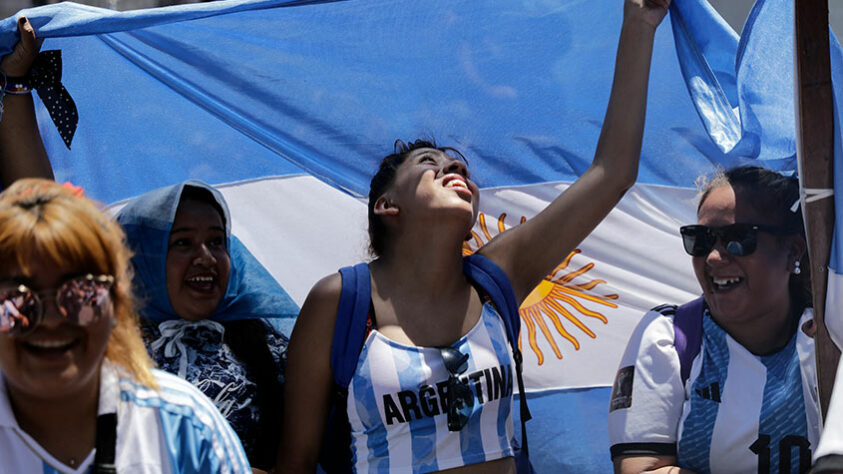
[814,355,843,472]
[608,307,686,459]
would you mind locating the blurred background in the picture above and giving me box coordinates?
[1,0,842,37]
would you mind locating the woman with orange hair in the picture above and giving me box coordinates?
[0,178,250,472]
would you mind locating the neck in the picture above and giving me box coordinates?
[6,373,100,466]
[714,302,799,355]
[376,228,468,294]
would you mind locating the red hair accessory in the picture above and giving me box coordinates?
[61,181,85,197]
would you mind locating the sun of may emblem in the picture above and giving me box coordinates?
[462,212,618,365]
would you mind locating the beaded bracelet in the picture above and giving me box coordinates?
[1,75,32,95]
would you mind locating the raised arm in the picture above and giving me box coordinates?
[478,0,670,303]
[275,273,342,474]
[0,17,53,188]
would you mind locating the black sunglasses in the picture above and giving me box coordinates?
[679,223,791,257]
[438,347,474,431]
[0,274,114,337]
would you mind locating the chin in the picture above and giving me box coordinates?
[179,311,215,322]
[23,365,99,400]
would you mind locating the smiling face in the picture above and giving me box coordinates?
[165,198,231,321]
[693,184,801,328]
[386,147,480,225]
[0,255,113,402]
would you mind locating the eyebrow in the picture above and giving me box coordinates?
[169,225,226,235]
[0,272,86,288]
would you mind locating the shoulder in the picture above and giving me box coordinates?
[297,272,343,324]
[120,369,234,423]
[613,305,685,395]
[627,305,680,350]
[288,272,344,356]
[115,370,251,472]
[310,272,343,300]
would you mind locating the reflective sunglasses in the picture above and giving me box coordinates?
[679,223,791,257]
[0,274,114,337]
[439,346,474,431]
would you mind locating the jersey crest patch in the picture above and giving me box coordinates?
[610,366,634,411]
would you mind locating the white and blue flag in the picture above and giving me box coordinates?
[1,0,840,471]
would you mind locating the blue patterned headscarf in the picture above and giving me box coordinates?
[116,180,299,325]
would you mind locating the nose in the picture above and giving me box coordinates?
[37,294,66,328]
[704,240,733,266]
[192,244,217,266]
[442,158,469,178]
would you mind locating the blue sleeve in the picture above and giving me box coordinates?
[156,386,252,473]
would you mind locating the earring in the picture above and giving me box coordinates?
[794,260,802,275]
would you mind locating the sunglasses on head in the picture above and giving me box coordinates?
[438,346,474,431]
[679,223,791,257]
[0,274,114,337]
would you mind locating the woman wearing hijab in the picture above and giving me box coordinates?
[0,19,299,471]
[117,180,298,470]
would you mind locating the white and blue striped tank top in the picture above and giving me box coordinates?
[346,301,516,473]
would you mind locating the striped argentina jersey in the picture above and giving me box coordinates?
[346,301,516,473]
[0,362,251,473]
[609,306,821,474]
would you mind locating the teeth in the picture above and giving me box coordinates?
[27,339,73,349]
[187,276,214,283]
[713,277,741,285]
[447,180,467,189]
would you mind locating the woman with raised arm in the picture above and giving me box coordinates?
[609,167,819,474]
[277,1,671,472]
[0,18,296,472]
[0,178,250,472]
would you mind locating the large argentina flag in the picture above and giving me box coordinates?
[1,0,835,471]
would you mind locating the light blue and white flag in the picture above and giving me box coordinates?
[1,0,837,471]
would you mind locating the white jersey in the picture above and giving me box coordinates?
[609,305,820,474]
[0,362,251,473]
[346,301,516,473]
[814,355,843,472]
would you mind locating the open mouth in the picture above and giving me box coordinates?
[442,175,472,197]
[185,274,217,293]
[711,276,743,292]
[22,337,78,356]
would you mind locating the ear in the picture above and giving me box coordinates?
[373,195,399,217]
[787,236,808,268]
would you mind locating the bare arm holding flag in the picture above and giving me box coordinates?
[0,17,52,187]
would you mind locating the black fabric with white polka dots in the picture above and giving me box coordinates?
[30,50,78,149]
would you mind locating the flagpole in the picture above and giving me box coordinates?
[795,0,839,419]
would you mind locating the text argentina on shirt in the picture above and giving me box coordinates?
[383,363,514,425]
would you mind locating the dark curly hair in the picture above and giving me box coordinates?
[367,139,467,257]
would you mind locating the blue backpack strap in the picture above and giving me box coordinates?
[320,263,371,473]
[463,253,533,470]
[463,254,521,344]
[673,296,705,386]
[331,262,372,388]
